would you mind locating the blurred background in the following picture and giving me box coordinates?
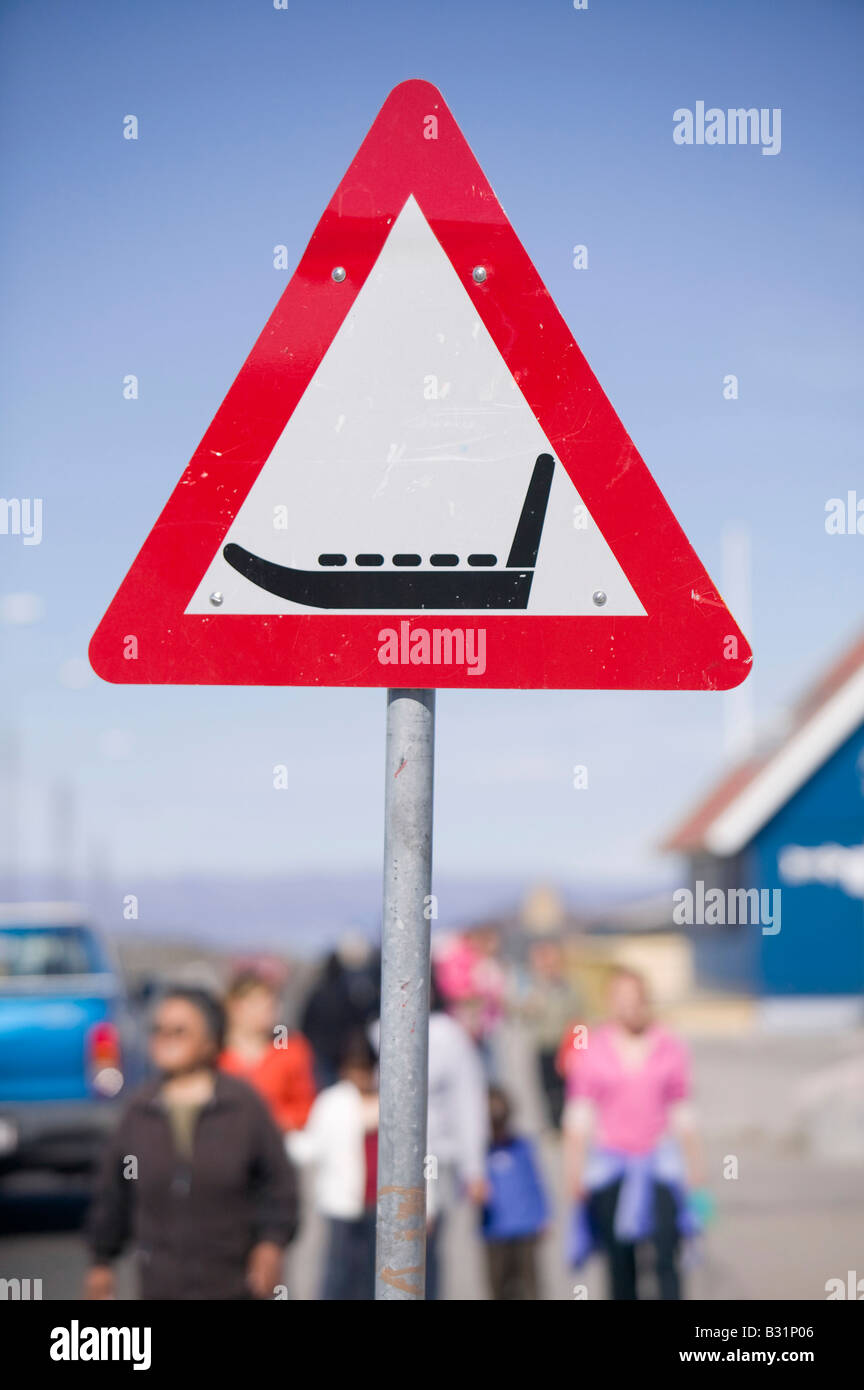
[1,0,862,1299]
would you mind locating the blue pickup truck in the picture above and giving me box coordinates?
[0,903,145,1175]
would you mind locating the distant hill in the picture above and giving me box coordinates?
[0,869,674,955]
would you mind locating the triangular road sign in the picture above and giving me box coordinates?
[89,79,752,691]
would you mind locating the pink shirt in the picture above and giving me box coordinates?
[567,1024,690,1155]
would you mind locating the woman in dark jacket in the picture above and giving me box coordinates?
[84,987,299,1301]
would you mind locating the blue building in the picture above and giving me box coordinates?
[665,632,864,1026]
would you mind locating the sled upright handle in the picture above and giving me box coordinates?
[505,453,555,569]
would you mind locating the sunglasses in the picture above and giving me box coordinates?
[149,1023,195,1039]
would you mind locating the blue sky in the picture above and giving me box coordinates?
[1,0,862,905]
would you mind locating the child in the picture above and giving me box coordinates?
[481,1085,549,1299]
[220,971,316,1133]
[288,1031,379,1300]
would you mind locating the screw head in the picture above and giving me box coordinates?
[592,590,607,607]
[331,266,347,283]
[209,592,224,607]
[472,265,487,284]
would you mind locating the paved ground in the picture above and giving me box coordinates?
[2,1027,862,1301]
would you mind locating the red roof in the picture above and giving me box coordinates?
[663,629,864,854]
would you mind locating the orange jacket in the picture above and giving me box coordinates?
[220,1034,316,1132]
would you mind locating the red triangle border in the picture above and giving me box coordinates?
[89,79,751,691]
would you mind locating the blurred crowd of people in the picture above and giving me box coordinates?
[84,928,704,1302]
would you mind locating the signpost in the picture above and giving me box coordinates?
[376,689,435,1299]
[90,79,752,1300]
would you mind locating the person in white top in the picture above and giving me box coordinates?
[289,1031,379,1300]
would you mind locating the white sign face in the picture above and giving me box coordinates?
[186,197,644,618]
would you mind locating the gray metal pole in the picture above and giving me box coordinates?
[375,688,436,1300]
